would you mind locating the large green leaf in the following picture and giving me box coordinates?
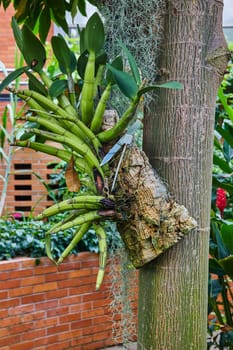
[218,86,233,123]
[218,256,233,279]
[26,71,48,96]
[85,13,104,53]
[106,64,138,99]
[106,56,123,84]
[216,125,233,151]
[138,81,183,97]
[211,220,230,259]
[49,80,68,98]
[221,223,233,255]
[11,16,23,53]
[212,175,233,194]
[39,5,51,43]
[79,28,86,54]
[209,258,225,276]
[214,135,223,152]
[49,0,68,34]
[0,106,8,153]
[0,66,29,93]
[213,154,232,173]
[77,0,87,17]
[77,51,88,79]
[117,40,141,86]
[51,35,77,75]
[21,25,46,72]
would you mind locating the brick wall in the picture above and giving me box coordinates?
[0,5,58,217]
[0,252,138,350]
[0,5,16,68]
[1,145,61,216]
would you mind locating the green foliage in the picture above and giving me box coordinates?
[84,12,104,53]
[0,217,121,260]
[0,0,97,42]
[51,35,77,75]
[208,60,233,350]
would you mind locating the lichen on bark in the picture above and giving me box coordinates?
[114,145,197,268]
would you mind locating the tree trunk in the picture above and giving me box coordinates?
[138,1,229,349]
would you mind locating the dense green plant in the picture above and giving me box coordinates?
[0,216,120,260]
[208,60,233,349]
[0,0,97,42]
[0,13,181,288]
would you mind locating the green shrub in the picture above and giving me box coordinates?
[208,59,233,350]
[0,217,121,260]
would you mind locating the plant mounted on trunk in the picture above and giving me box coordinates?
[0,13,196,289]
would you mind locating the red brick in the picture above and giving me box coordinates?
[35,316,58,328]
[46,341,72,350]
[45,271,69,282]
[0,290,8,298]
[93,315,112,325]
[70,334,93,346]
[92,298,111,308]
[10,340,36,350]
[58,279,82,288]
[33,281,58,293]
[93,330,113,341]
[21,311,45,322]
[47,306,69,317]
[57,261,81,272]
[83,322,112,336]
[0,260,21,271]
[68,268,92,278]
[0,335,21,347]
[47,324,70,335]
[58,329,82,342]
[9,285,33,297]
[0,279,21,289]
[36,334,59,346]
[35,300,58,311]
[80,290,108,302]
[70,318,92,330]
[59,312,81,324]
[7,268,33,279]
[0,297,20,309]
[0,309,8,318]
[59,295,84,306]
[45,289,68,300]
[17,258,36,268]
[8,304,34,316]
[8,323,34,335]
[34,266,58,275]
[21,293,45,304]
[21,329,46,341]
[0,328,9,337]
[21,275,45,286]
[82,308,105,319]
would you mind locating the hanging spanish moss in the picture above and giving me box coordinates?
[99,0,165,83]
[98,0,165,116]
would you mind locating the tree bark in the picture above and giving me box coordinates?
[138,1,229,349]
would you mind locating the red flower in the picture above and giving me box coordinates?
[216,188,227,218]
[12,212,23,220]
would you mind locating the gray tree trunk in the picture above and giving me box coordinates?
[138,1,229,349]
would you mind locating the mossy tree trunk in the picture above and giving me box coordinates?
[138,1,229,349]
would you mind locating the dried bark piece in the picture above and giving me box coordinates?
[115,146,197,268]
[65,157,81,192]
